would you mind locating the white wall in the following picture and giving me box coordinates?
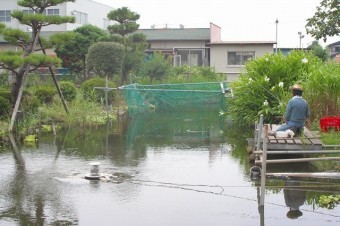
[0,0,113,31]
[210,43,274,81]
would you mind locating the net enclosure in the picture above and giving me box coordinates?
[120,82,230,113]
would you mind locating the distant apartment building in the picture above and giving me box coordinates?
[0,0,113,32]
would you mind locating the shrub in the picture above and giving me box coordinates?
[34,86,57,104]
[59,81,77,102]
[86,42,125,78]
[81,77,116,104]
[304,62,340,120]
[140,52,172,82]
[226,51,322,125]
[0,96,11,118]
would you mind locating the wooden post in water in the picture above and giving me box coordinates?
[259,136,267,207]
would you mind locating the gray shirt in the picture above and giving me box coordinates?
[285,96,309,124]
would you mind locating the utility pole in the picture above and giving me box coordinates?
[298,32,304,49]
[275,19,279,53]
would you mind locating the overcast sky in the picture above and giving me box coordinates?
[95,0,338,48]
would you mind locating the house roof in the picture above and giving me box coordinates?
[327,40,340,47]
[209,41,276,45]
[136,28,210,41]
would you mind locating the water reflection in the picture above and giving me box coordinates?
[0,134,78,225]
[284,180,306,219]
[0,111,339,225]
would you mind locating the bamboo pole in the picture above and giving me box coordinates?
[266,172,340,179]
[256,156,340,164]
[254,150,340,154]
[38,38,69,114]
[259,136,267,207]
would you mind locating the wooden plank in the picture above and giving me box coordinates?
[303,127,313,138]
[310,138,322,145]
[286,139,295,144]
[293,138,303,144]
[267,143,322,150]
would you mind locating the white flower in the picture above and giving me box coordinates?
[219,110,225,116]
[263,100,268,106]
[264,76,270,82]
[248,78,253,83]
[279,82,284,87]
[301,58,308,64]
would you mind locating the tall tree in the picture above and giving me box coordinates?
[107,7,147,85]
[53,24,108,80]
[0,0,75,131]
[306,0,340,42]
[307,41,330,62]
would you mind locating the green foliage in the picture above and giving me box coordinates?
[34,86,57,104]
[139,52,172,82]
[321,131,340,145]
[0,96,11,118]
[81,77,116,103]
[307,41,329,62]
[59,81,77,102]
[306,0,340,42]
[106,7,147,84]
[319,195,340,209]
[304,62,340,120]
[86,42,125,78]
[107,7,140,36]
[0,87,11,101]
[226,51,322,125]
[135,65,224,84]
[0,50,24,69]
[38,90,116,128]
[53,24,108,77]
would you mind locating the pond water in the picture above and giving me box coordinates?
[0,110,339,226]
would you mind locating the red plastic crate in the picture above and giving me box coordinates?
[320,116,340,132]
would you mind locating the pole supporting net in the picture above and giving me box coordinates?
[120,82,229,113]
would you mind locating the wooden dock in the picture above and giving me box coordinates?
[249,115,340,166]
[265,124,323,151]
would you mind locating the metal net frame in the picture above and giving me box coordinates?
[121,82,228,113]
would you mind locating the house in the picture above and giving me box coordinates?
[138,23,275,81]
[210,41,275,81]
[137,23,221,67]
[327,41,340,62]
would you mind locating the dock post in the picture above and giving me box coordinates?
[259,136,267,206]
[256,115,264,153]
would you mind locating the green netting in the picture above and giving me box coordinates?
[121,82,228,113]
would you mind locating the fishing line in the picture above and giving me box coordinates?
[128,179,340,219]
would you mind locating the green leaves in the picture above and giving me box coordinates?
[319,195,340,209]
[306,0,340,42]
[227,51,321,125]
[86,42,125,78]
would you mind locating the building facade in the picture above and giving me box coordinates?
[210,41,275,81]
[0,0,113,31]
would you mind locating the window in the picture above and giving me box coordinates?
[47,8,59,15]
[73,11,88,25]
[228,51,255,65]
[23,9,35,14]
[175,49,204,67]
[0,10,11,22]
[334,45,340,53]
